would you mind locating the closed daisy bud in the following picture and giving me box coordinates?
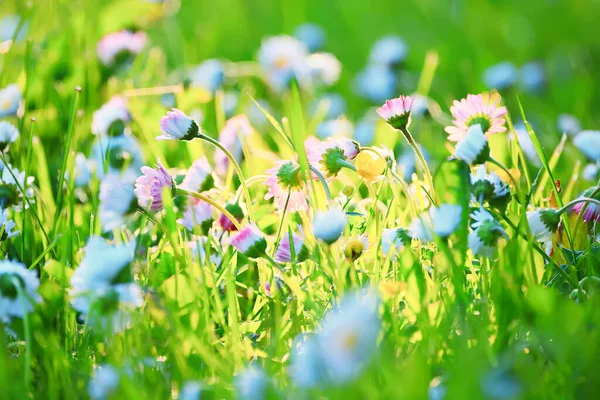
[274,233,309,263]
[231,224,268,259]
[344,235,369,262]
[454,124,490,165]
[430,204,463,238]
[355,151,386,182]
[313,207,346,244]
[571,188,600,223]
[218,203,244,232]
[468,209,507,258]
[97,30,147,67]
[0,121,19,151]
[527,208,560,244]
[157,108,200,141]
[377,95,413,131]
[134,161,173,211]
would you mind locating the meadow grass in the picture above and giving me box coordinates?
[0,1,600,399]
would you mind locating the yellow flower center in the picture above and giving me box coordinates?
[274,56,290,69]
[1,99,11,111]
[342,331,359,351]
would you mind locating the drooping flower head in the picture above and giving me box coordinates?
[134,161,173,211]
[274,232,309,263]
[215,115,252,176]
[445,93,508,142]
[91,96,131,136]
[377,95,413,131]
[0,260,41,324]
[344,235,369,262]
[313,207,346,244]
[468,208,507,258]
[0,164,35,211]
[179,157,214,193]
[306,136,360,178]
[571,187,600,223]
[178,197,213,234]
[454,124,490,165]
[0,84,21,118]
[230,224,268,258]
[470,166,510,209]
[264,160,308,214]
[0,121,19,151]
[99,174,136,232]
[218,203,244,232]
[157,108,200,141]
[97,30,147,67]
[527,208,560,249]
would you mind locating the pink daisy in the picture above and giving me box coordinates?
[134,161,172,211]
[97,30,147,67]
[376,95,413,130]
[214,115,253,176]
[264,160,309,213]
[178,197,214,233]
[445,93,508,142]
[305,136,359,178]
[230,223,267,258]
[571,189,600,223]
[274,233,308,263]
[180,157,213,193]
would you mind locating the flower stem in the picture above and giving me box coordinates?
[558,197,600,215]
[199,134,255,221]
[489,157,518,187]
[400,127,436,203]
[309,165,332,200]
[176,188,242,231]
[338,159,357,172]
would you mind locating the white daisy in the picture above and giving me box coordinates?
[0,208,18,240]
[74,153,92,187]
[235,366,270,400]
[0,259,41,323]
[573,130,600,161]
[91,96,131,137]
[454,124,489,165]
[431,204,462,238]
[99,174,136,233]
[307,52,341,87]
[381,227,410,258]
[179,157,213,193]
[582,163,599,181]
[0,121,19,150]
[90,134,144,180]
[527,208,560,252]
[0,164,35,211]
[557,114,580,136]
[89,364,119,400]
[0,84,21,118]
[258,35,311,92]
[468,208,507,258]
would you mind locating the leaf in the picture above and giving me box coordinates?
[43,259,71,285]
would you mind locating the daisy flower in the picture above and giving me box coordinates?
[157,108,200,141]
[91,96,131,136]
[97,30,147,67]
[377,95,413,131]
[134,161,173,211]
[369,35,408,66]
[582,164,599,181]
[468,208,507,258]
[258,35,311,92]
[264,160,308,213]
[0,84,21,118]
[179,157,214,193]
[0,121,19,151]
[573,130,600,162]
[0,208,18,240]
[521,62,546,93]
[445,93,508,142]
[0,164,35,211]
[312,207,347,244]
[230,224,267,258]
[571,188,600,223]
[218,203,244,232]
[454,124,490,165]
[186,237,222,266]
[99,174,136,233]
[527,208,560,247]
[381,227,411,258]
[274,232,308,263]
[343,235,369,262]
[471,165,510,208]
[288,334,326,388]
[410,204,462,241]
[294,23,326,52]
[89,364,120,400]
[354,64,396,103]
[178,197,213,234]
[557,114,581,136]
[188,59,225,93]
[0,260,41,323]
[306,136,359,178]
[214,115,252,176]
[307,52,341,87]
[90,133,144,180]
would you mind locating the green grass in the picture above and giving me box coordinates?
[1,0,600,399]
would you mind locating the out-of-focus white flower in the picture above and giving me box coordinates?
[89,364,120,400]
[317,291,381,384]
[157,108,200,141]
[294,23,326,52]
[289,334,325,388]
[454,124,489,164]
[92,96,131,137]
[179,157,213,193]
[0,15,29,42]
[0,259,41,323]
[313,207,346,244]
[308,52,341,86]
[483,62,518,90]
[354,117,376,146]
[74,153,93,187]
[354,64,396,103]
[186,237,222,266]
[0,208,18,240]
[311,93,347,120]
[316,118,353,139]
[557,114,580,136]
[90,133,144,180]
[0,164,35,211]
[97,30,147,67]
[398,144,429,181]
[468,208,507,258]
[381,227,410,258]
[179,381,202,400]
[0,121,19,150]
[431,204,462,238]
[520,62,546,93]
[470,165,510,207]
[369,35,408,66]
[0,84,21,118]
[527,208,559,252]
[99,174,136,232]
[573,130,600,162]
[582,163,599,181]
[215,115,252,176]
[189,59,224,93]
[258,35,310,92]
[235,366,270,400]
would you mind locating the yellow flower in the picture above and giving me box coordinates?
[355,151,386,182]
[344,235,368,262]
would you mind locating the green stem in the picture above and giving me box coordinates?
[176,188,242,230]
[400,127,436,203]
[338,159,356,172]
[12,277,32,390]
[309,166,332,200]
[489,157,518,188]
[199,134,255,221]
[558,197,600,215]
